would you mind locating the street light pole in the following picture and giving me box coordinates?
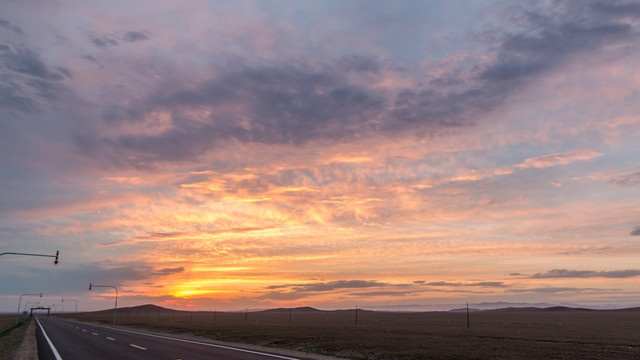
[89,283,118,326]
[1,251,59,265]
[62,299,78,320]
[16,293,42,323]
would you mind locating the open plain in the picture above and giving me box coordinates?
[0,314,31,360]
[67,305,640,360]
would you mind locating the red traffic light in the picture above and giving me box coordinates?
[54,250,59,265]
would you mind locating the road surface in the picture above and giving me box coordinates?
[35,316,311,360]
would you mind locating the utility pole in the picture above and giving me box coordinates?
[62,299,78,320]
[466,302,470,328]
[89,283,118,326]
[16,293,41,323]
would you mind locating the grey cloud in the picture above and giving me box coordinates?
[55,66,73,78]
[592,1,640,16]
[137,231,187,239]
[0,75,37,112]
[531,269,640,279]
[261,280,396,301]
[1,264,151,294]
[0,19,23,34]
[348,290,419,297]
[123,31,150,42]
[482,24,631,82]
[152,267,185,276]
[338,55,381,73]
[27,79,60,100]
[81,54,98,63]
[265,280,388,292]
[509,287,605,294]
[72,0,640,166]
[482,1,639,83]
[425,281,459,286]
[472,281,507,287]
[631,227,640,236]
[288,280,389,292]
[610,171,640,187]
[89,34,118,48]
[0,46,70,113]
[1,47,65,80]
[423,281,506,288]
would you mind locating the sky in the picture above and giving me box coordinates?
[1,0,640,313]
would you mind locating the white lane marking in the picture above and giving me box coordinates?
[106,337,116,341]
[130,344,148,350]
[110,326,300,359]
[62,319,301,360]
[82,329,87,332]
[35,317,63,360]
[91,332,99,336]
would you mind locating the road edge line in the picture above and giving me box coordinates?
[35,317,63,360]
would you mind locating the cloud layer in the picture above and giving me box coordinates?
[1,0,640,311]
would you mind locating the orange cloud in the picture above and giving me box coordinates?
[515,149,602,169]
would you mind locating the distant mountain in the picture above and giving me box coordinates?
[259,306,322,313]
[612,307,640,312]
[83,303,640,314]
[449,307,481,313]
[125,304,172,312]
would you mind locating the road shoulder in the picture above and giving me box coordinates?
[11,319,37,360]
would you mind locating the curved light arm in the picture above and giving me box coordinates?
[16,293,42,323]
[89,283,118,326]
[1,251,59,264]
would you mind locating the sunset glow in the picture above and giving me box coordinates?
[1,0,640,313]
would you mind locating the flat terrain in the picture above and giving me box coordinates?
[68,305,640,359]
[0,314,30,360]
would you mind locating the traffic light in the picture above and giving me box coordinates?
[89,283,92,290]
[54,250,59,265]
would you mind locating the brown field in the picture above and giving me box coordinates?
[0,314,29,360]
[60,305,640,359]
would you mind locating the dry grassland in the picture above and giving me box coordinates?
[0,314,30,360]
[70,305,640,359]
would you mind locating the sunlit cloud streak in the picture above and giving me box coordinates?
[515,150,602,169]
[530,269,640,279]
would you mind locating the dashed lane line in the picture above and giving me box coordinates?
[106,337,116,341]
[91,332,99,336]
[130,344,148,351]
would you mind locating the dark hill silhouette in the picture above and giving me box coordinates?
[80,303,640,314]
[611,307,640,312]
[541,306,594,312]
[259,307,322,313]
[126,304,171,312]
[482,306,592,313]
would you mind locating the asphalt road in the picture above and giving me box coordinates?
[35,316,310,360]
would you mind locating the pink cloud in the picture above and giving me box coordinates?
[515,149,602,169]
